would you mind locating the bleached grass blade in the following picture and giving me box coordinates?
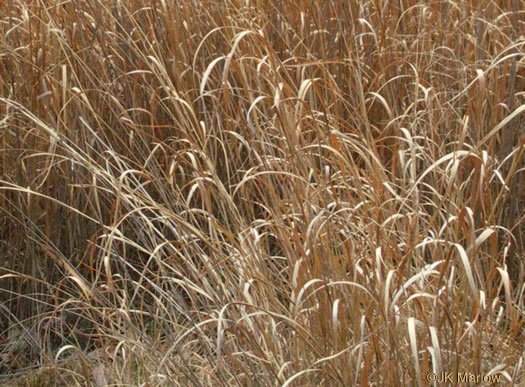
[479,105,525,148]
[454,243,479,305]
[429,326,442,375]
[408,317,422,387]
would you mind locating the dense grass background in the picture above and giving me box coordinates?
[0,0,523,385]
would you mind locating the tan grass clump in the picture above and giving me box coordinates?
[0,0,524,385]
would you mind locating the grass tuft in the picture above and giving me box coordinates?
[1,0,524,385]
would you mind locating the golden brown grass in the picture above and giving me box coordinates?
[0,0,524,385]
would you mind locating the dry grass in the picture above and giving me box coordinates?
[0,0,524,385]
